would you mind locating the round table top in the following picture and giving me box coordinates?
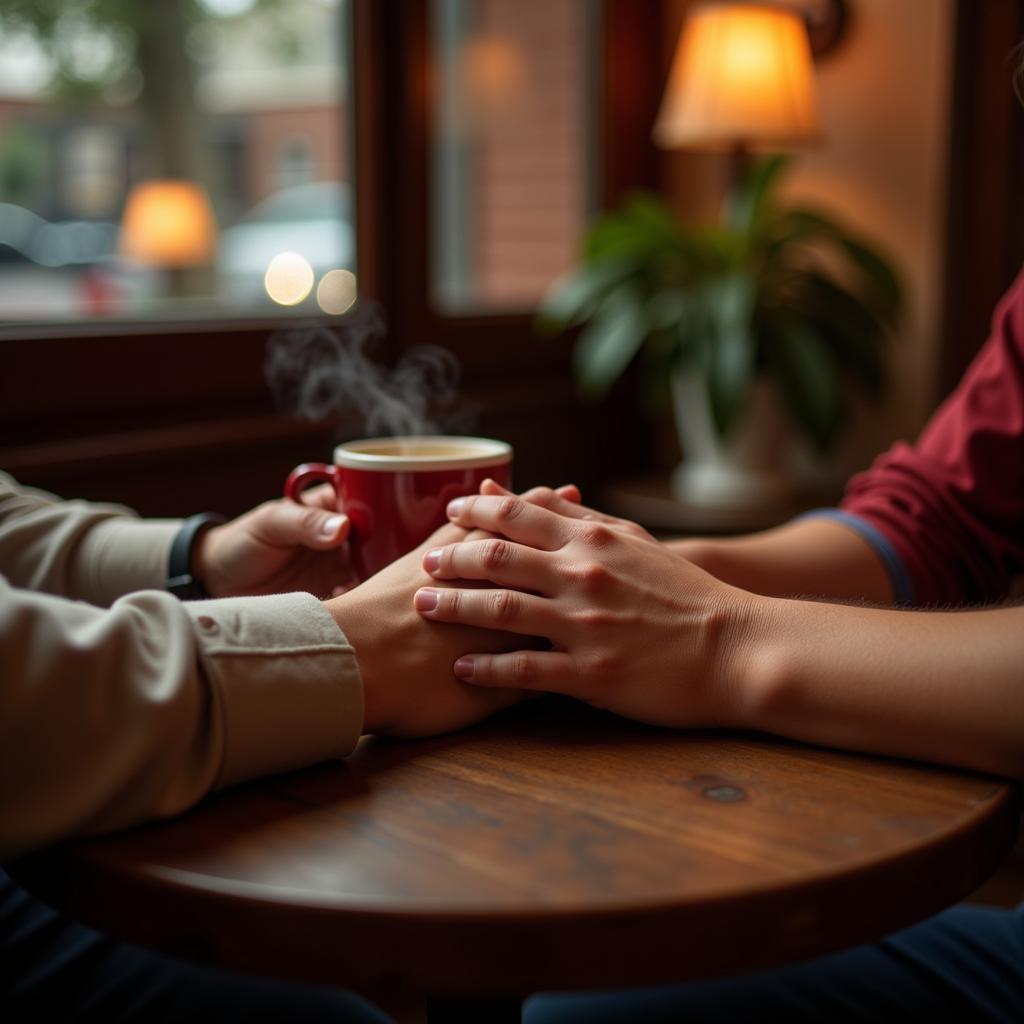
[15,699,1018,997]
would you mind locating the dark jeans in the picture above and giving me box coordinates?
[4,869,1023,1022]
[525,902,1024,1024]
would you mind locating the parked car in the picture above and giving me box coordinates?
[216,181,353,304]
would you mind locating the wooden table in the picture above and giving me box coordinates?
[12,699,1018,1023]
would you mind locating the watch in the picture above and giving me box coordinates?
[166,513,227,600]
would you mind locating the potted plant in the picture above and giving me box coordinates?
[539,156,902,507]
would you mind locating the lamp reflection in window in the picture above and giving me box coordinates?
[119,179,218,302]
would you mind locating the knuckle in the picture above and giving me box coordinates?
[523,486,557,508]
[489,589,519,622]
[511,653,537,684]
[481,539,512,572]
[575,560,611,592]
[496,496,525,523]
[299,506,326,531]
[587,650,621,679]
[444,587,463,618]
[578,523,614,548]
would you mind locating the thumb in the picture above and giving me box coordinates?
[254,500,351,550]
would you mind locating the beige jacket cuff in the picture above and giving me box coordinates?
[183,592,365,788]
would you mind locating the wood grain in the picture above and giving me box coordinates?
[14,698,1018,998]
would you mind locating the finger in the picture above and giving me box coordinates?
[299,484,339,512]
[254,500,351,549]
[422,539,560,592]
[481,479,593,521]
[445,495,568,550]
[481,478,582,508]
[452,650,581,693]
[414,586,551,637]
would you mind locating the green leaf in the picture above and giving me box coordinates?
[836,236,902,319]
[703,273,757,436]
[796,272,889,398]
[726,154,790,238]
[537,258,639,330]
[573,289,649,398]
[623,192,687,241]
[646,288,690,331]
[768,207,901,321]
[769,319,844,449]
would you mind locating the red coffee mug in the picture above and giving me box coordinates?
[284,435,513,580]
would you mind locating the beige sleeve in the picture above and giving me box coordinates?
[0,578,364,860]
[0,471,180,605]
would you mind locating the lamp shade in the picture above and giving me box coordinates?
[119,180,217,267]
[653,2,820,150]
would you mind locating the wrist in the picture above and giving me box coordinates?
[325,590,389,736]
[709,587,783,730]
[167,513,226,600]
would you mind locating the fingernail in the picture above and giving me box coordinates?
[423,548,442,574]
[454,657,474,680]
[414,588,439,612]
[447,498,466,519]
[322,514,345,537]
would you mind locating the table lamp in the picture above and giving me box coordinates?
[653,1,820,165]
[119,179,218,299]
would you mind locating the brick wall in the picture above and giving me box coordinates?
[472,0,589,306]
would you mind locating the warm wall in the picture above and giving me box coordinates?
[781,0,955,475]
[662,0,956,481]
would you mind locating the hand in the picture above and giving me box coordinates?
[195,486,355,599]
[322,481,583,738]
[412,493,757,729]
[325,521,531,737]
[194,482,582,602]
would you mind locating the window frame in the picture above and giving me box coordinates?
[0,0,665,515]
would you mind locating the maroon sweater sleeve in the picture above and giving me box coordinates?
[839,270,1024,605]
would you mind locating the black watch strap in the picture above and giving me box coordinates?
[166,513,227,600]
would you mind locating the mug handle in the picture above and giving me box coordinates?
[284,463,342,509]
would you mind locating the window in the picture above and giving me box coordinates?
[0,0,354,322]
[431,0,599,313]
[1,0,663,517]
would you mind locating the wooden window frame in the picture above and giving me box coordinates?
[0,0,664,516]
[940,0,1024,400]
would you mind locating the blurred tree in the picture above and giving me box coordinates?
[0,124,48,206]
[0,0,284,190]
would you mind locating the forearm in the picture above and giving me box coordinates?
[0,578,361,859]
[667,516,894,603]
[0,472,179,604]
[727,596,1024,779]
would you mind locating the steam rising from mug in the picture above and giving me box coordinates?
[265,301,469,436]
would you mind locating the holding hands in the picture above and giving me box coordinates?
[414,481,757,731]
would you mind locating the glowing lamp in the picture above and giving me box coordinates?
[653,3,820,151]
[119,180,217,267]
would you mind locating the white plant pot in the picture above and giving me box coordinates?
[670,370,794,509]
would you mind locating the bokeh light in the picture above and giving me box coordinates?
[316,268,357,314]
[264,251,314,306]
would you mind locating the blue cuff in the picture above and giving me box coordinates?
[794,509,915,605]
